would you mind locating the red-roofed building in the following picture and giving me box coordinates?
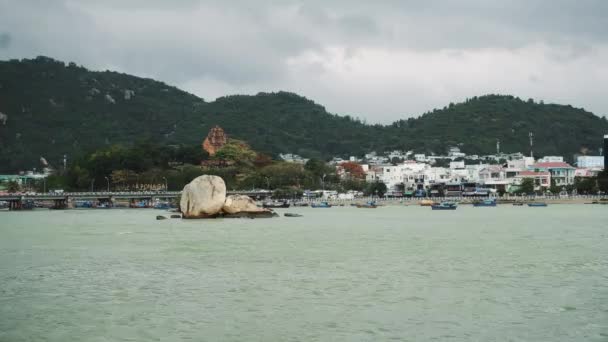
[514,171,551,191]
[530,162,575,186]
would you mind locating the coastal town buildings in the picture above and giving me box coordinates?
[530,162,575,186]
[342,147,588,195]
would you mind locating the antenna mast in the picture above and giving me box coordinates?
[528,132,534,159]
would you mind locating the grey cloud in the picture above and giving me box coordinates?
[0,0,607,122]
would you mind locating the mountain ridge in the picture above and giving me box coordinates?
[0,56,607,172]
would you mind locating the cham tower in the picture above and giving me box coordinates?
[202,125,227,156]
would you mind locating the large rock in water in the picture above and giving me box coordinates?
[223,195,269,214]
[180,175,227,218]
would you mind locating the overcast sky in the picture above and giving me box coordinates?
[1,0,607,123]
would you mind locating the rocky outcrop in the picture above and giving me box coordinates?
[223,195,269,214]
[124,89,135,100]
[202,125,227,156]
[180,175,227,218]
[105,94,116,104]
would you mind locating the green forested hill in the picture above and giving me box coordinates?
[0,56,606,172]
[385,95,608,157]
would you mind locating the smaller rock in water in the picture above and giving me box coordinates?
[156,215,167,220]
[170,214,181,219]
[222,211,277,219]
[223,194,269,214]
[284,213,302,217]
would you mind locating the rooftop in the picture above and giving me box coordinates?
[532,162,575,169]
[518,171,550,176]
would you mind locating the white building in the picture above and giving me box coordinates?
[279,153,309,164]
[414,154,426,162]
[577,156,604,168]
[449,161,465,169]
[505,157,535,178]
[538,156,564,163]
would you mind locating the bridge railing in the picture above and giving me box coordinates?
[0,190,276,199]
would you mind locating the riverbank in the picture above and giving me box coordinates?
[297,195,608,206]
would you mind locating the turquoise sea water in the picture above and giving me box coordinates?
[1,205,607,341]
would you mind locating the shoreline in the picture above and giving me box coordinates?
[299,196,608,206]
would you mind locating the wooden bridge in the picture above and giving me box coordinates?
[0,190,272,210]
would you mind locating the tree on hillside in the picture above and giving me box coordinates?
[574,176,597,194]
[340,162,366,180]
[304,159,328,178]
[253,153,273,168]
[214,139,257,166]
[7,181,20,193]
[548,178,559,194]
[518,178,535,195]
[259,162,306,189]
[365,181,387,197]
[597,171,608,194]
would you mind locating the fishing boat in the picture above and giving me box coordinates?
[292,202,309,207]
[473,198,497,207]
[431,202,457,210]
[356,201,377,208]
[262,201,290,209]
[153,201,172,210]
[130,201,148,208]
[419,199,436,207]
[311,201,332,208]
[512,202,524,206]
[75,200,94,208]
[527,202,548,207]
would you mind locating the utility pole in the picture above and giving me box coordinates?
[104,176,110,192]
[529,132,534,159]
[496,139,500,155]
[322,174,327,191]
[90,178,95,192]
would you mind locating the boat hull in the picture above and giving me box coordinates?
[527,203,548,207]
[263,203,290,209]
[431,207,457,210]
[431,205,457,210]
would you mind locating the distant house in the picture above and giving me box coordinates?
[479,165,510,192]
[574,168,600,178]
[514,171,551,191]
[530,162,575,186]
[449,161,465,169]
[280,153,309,164]
[538,156,564,163]
[577,156,604,168]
